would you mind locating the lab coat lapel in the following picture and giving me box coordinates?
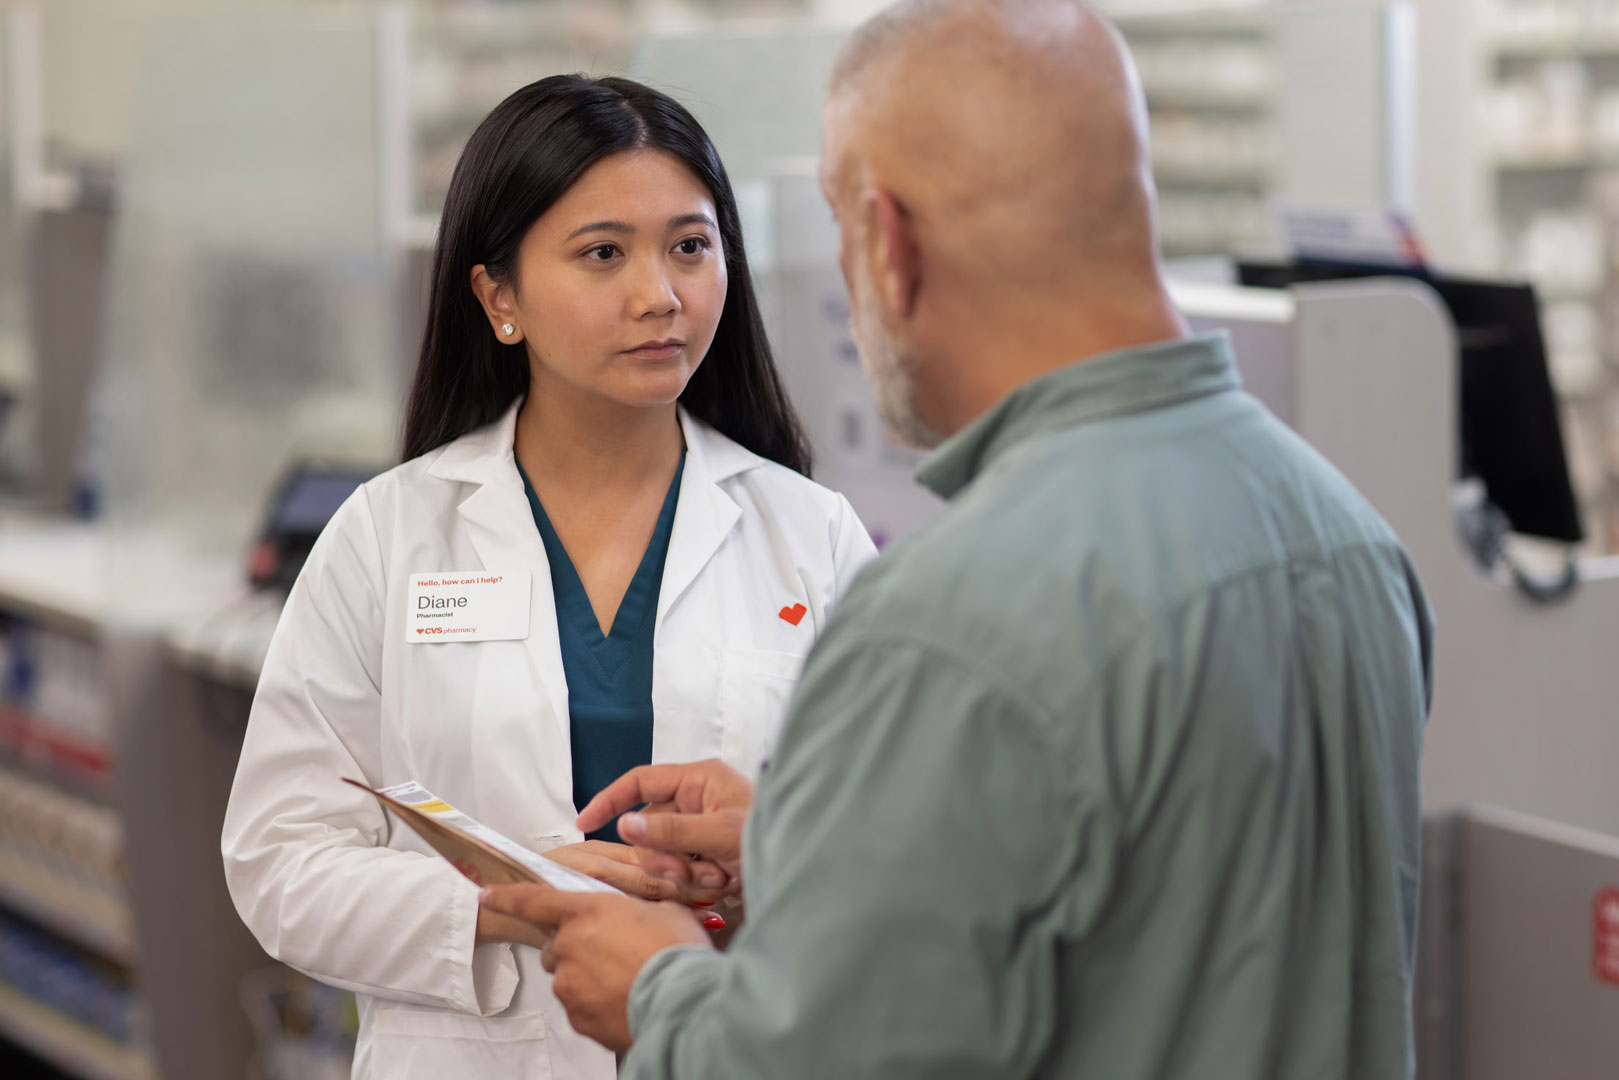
[650,412,759,766]
[657,411,749,630]
[429,403,572,755]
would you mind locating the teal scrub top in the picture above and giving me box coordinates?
[517,453,684,843]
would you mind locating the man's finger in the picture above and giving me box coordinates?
[478,908,555,951]
[576,764,695,833]
[619,809,741,863]
[481,883,593,928]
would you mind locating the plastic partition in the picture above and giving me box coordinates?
[93,5,399,622]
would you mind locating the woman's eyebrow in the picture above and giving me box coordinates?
[566,219,634,241]
[564,213,714,241]
[668,213,717,230]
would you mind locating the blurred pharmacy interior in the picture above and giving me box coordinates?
[0,0,1617,1076]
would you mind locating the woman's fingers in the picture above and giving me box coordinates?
[574,853,684,900]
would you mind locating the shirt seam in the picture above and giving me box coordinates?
[815,629,1074,742]
[968,385,1248,495]
[1077,536,1414,686]
[351,484,389,696]
[841,534,1409,726]
[356,482,389,609]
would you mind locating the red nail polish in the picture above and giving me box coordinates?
[703,914,726,931]
[692,901,715,907]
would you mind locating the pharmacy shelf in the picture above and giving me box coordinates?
[1145,86,1270,111]
[0,982,152,1080]
[1163,240,1253,258]
[1493,151,1618,172]
[1111,10,1265,37]
[0,849,135,967]
[165,639,265,692]
[165,590,283,692]
[0,520,104,637]
[1484,2,1619,553]
[1492,33,1619,59]
[1152,163,1272,186]
[0,705,114,795]
[411,2,629,47]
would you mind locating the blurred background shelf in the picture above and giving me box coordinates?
[0,983,152,1080]
[1493,34,1619,58]
[1152,164,1274,185]
[0,849,134,968]
[1145,87,1271,110]
[1494,150,1619,170]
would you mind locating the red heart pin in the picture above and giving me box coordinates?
[779,603,807,626]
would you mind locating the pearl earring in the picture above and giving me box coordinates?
[501,323,515,337]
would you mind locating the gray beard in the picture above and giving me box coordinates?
[849,270,944,450]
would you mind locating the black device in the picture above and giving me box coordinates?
[249,463,379,591]
[1238,259,1584,600]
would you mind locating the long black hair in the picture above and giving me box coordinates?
[402,75,812,475]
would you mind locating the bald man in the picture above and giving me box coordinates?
[484,3,1433,1077]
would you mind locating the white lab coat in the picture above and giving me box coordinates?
[222,402,876,1080]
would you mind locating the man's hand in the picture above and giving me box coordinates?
[480,885,712,1053]
[473,905,555,950]
[577,760,754,894]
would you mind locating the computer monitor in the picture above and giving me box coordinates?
[1237,260,1584,545]
[248,462,379,591]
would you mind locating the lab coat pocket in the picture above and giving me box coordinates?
[372,1007,553,1078]
[718,647,806,778]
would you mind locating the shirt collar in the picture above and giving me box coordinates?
[916,330,1242,499]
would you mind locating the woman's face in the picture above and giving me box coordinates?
[477,149,728,410]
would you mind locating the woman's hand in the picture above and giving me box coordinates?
[543,840,727,905]
[469,841,722,952]
[473,841,724,947]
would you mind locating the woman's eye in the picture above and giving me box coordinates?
[586,244,618,261]
[675,237,710,256]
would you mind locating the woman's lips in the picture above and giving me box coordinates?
[624,339,685,361]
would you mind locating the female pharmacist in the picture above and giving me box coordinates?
[222,74,875,1080]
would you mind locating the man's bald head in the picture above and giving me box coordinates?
[819,0,1184,444]
[824,0,1159,295]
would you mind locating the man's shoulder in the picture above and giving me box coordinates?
[827,396,1413,685]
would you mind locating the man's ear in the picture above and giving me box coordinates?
[470,264,524,344]
[860,186,921,321]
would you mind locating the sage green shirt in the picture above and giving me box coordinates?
[625,332,1433,1080]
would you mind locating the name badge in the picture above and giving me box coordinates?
[406,570,531,643]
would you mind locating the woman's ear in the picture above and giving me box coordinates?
[470,265,524,344]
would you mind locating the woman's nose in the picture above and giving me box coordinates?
[631,257,680,319]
